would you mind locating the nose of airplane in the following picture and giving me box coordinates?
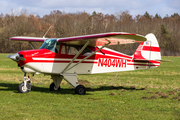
[7,53,19,62]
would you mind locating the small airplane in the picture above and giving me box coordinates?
[7,32,163,95]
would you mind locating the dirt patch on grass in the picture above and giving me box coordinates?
[141,88,180,100]
[109,93,115,96]
[0,68,20,71]
[168,91,176,95]
[78,80,90,85]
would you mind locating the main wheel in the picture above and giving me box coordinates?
[75,85,86,95]
[50,82,60,91]
[18,82,30,93]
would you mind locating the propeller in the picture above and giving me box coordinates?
[7,53,26,62]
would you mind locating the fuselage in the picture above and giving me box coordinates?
[18,46,160,75]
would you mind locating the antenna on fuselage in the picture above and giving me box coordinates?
[43,26,53,38]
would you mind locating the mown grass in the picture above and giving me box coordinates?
[0,54,180,120]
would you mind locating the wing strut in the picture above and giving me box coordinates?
[29,42,35,49]
[61,40,90,74]
[62,39,111,73]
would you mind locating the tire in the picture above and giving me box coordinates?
[50,82,60,91]
[18,82,30,93]
[75,85,86,95]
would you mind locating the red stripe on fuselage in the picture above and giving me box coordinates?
[31,59,97,64]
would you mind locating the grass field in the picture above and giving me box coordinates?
[0,54,180,120]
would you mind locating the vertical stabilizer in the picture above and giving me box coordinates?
[133,33,161,60]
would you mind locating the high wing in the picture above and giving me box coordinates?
[57,32,146,46]
[10,37,47,42]
[10,32,146,46]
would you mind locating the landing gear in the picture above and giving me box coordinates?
[18,73,87,95]
[50,75,63,91]
[62,74,87,95]
[18,82,31,93]
[75,85,86,95]
[50,74,86,95]
[50,82,60,91]
[18,73,31,93]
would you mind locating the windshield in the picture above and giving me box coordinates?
[40,39,57,52]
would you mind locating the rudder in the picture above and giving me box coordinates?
[133,33,161,61]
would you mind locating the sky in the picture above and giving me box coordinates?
[0,0,180,18]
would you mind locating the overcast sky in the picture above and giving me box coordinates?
[0,0,180,18]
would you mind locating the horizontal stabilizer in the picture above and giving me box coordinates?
[134,59,173,62]
[155,59,173,62]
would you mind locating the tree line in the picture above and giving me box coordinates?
[0,10,179,56]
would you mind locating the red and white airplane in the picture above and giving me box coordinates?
[7,32,162,95]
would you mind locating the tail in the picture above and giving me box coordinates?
[133,33,161,68]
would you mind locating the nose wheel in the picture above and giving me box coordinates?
[18,82,31,93]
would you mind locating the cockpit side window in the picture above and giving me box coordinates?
[67,45,92,55]
[40,39,93,55]
[55,42,60,53]
[61,44,66,54]
[81,47,92,55]
[58,44,92,55]
[67,45,79,55]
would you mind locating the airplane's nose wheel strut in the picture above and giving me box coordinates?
[18,73,31,93]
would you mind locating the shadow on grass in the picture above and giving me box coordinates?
[0,82,145,95]
[86,86,145,91]
[0,83,19,91]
